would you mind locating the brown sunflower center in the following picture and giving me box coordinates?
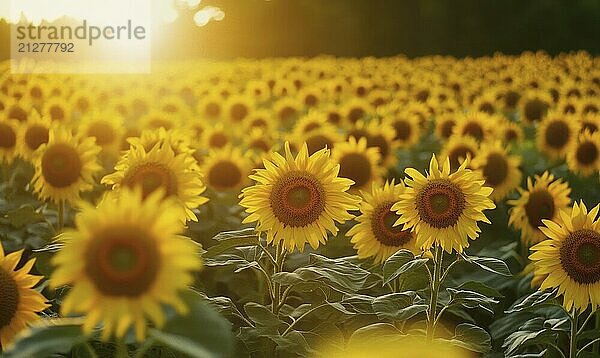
[230,103,248,122]
[482,153,508,186]
[0,123,17,149]
[209,133,229,148]
[393,120,412,141]
[348,107,365,123]
[87,122,116,146]
[208,160,242,190]
[504,91,520,108]
[367,134,390,159]
[545,121,570,149]
[0,267,20,329]
[416,179,466,228]
[327,112,341,125]
[269,172,326,227]
[85,226,160,296]
[9,106,27,122]
[582,122,598,134]
[448,145,475,170]
[41,143,82,188]
[505,129,518,142]
[559,229,600,284]
[279,106,296,121]
[575,141,598,166]
[371,202,412,246]
[338,153,372,189]
[440,120,455,139]
[205,102,221,118]
[479,102,494,114]
[25,125,49,151]
[124,163,178,199]
[524,99,548,122]
[463,122,485,141]
[525,190,555,229]
[49,105,66,121]
[306,135,333,155]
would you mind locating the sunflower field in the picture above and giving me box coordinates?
[0,51,600,358]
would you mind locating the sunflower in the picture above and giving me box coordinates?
[69,91,95,118]
[508,172,571,245]
[197,94,223,120]
[519,91,551,123]
[201,123,236,150]
[102,142,208,222]
[0,118,20,164]
[224,95,253,124]
[434,114,458,141]
[470,141,522,201]
[384,113,421,148]
[365,119,400,169]
[273,97,301,125]
[297,86,322,108]
[50,189,202,341]
[341,98,372,125]
[348,181,419,264]
[293,111,328,137]
[500,121,525,144]
[298,124,344,155]
[139,110,178,132]
[32,127,101,205]
[536,113,580,160]
[333,136,383,193]
[42,97,71,123]
[452,112,491,142]
[439,135,479,171]
[0,244,49,348]
[4,99,30,122]
[243,128,277,156]
[392,155,495,253]
[566,130,600,177]
[16,110,52,162]
[530,201,600,311]
[239,142,361,252]
[244,109,275,132]
[245,80,271,103]
[79,112,125,155]
[580,113,599,134]
[202,146,253,192]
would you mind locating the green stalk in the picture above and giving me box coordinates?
[426,245,443,342]
[570,307,579,358]
[58,200,65,231]
[594,311,600,353]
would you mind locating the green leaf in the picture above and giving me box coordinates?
[372,292,427,321]
[205,237,259,257]
[148,291,234,358]
[349,323,401,343]
[456,281,504,298]
[5,205,45,228]
[382,249,427,285]
[244,302,282,329]
[446,323,492,353]
[446,288,499,315]
[506,288,560,313]
[461,254,512,276]
[3,319,87,358]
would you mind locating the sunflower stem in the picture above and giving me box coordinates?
[426,245,443,343]
[569,307,579,358]
[271,243,285,314]
[58,200,65,231]
[594,311,600,353]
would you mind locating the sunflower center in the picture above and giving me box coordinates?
[0,267,20,329]
[367,135,389,159]
[49,105,65,121]
[524,190,555,229]
[209,133,229,148]
[9,106,27,122]
[205,102,221,118]
[559,229,600,284]
[371,202,412,246]
[416,179,466,229]
[327,112,341,125]
[230,103,248,122]
[87,122,116,146]
[41,143,82,188]
[582,122,598,134]
[348,107,365,123]
[448,145,474,170]
[269,172,326,227]
[85,226,160,296]
[304,122,321,133]
[338,153,372,189]
[440,120,455,139]
[575,142,598,165]
[0,123,17,149]
[545,121,570,148]
[124,163,177,199]
[463,122,484,141]
[208,161,242,190]
[505,129,518,142]
[306,135,333,155]
[524,99,548,122]
[482,153,508,186]
[504,91,520,108]
[393,120,412,141]
[25,125,49,151]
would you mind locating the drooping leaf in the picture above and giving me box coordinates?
[372,292,427,321]
[3,319,88,358]
[382,250,428,285]
[445,323,492,353]
[461,254,512,276]
[505,288,560,313]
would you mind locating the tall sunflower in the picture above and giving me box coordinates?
[332,136,383,193]
[348,181,419,264]
[392,155,495,253]
[51,189,203,341]
[530,201,600,311]
[508,172,571,245]
[470,141,522,201]
[566,131,600,177]
[239,142,361,252]
[0,244,49,348]
[32,127,101,205]
[102,143,208,222]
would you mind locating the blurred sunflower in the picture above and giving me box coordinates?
[470,141,522,201]
[508,172,571,245]
[239,142,360,252]
[202,123,236,150]
[42,97,71,122]
[434,114,458,141]
[300,124,343,155]
[202,146,253,192]
[79,112,125,156]
[0,118,20,164]
[139,110,178,132]
[453,112,491,142]
[32,127,101,205]
[51,189,202,341]
[519,91,551,123]
[385,113,421,148]
[530,201,600,311]
[333,136,383,193]
[69,91,95,118]
[293,111,328,137]
[102,143,207,222]
[392,155,495,253]
[4,99,30,122]
[244,109,275,131]
[274,97,301,124]
[580,113,599,134]
[348,181,419,264]
[244,128,277,156]
[566,131,600,177]
[365,120,400,169]
[0,244,49,347]
[224,95,253,124]
[500,121,525,144]
[536,113,580,160]
[16,110,52,162]
[440,135,479,171]
[342,98,372,125]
